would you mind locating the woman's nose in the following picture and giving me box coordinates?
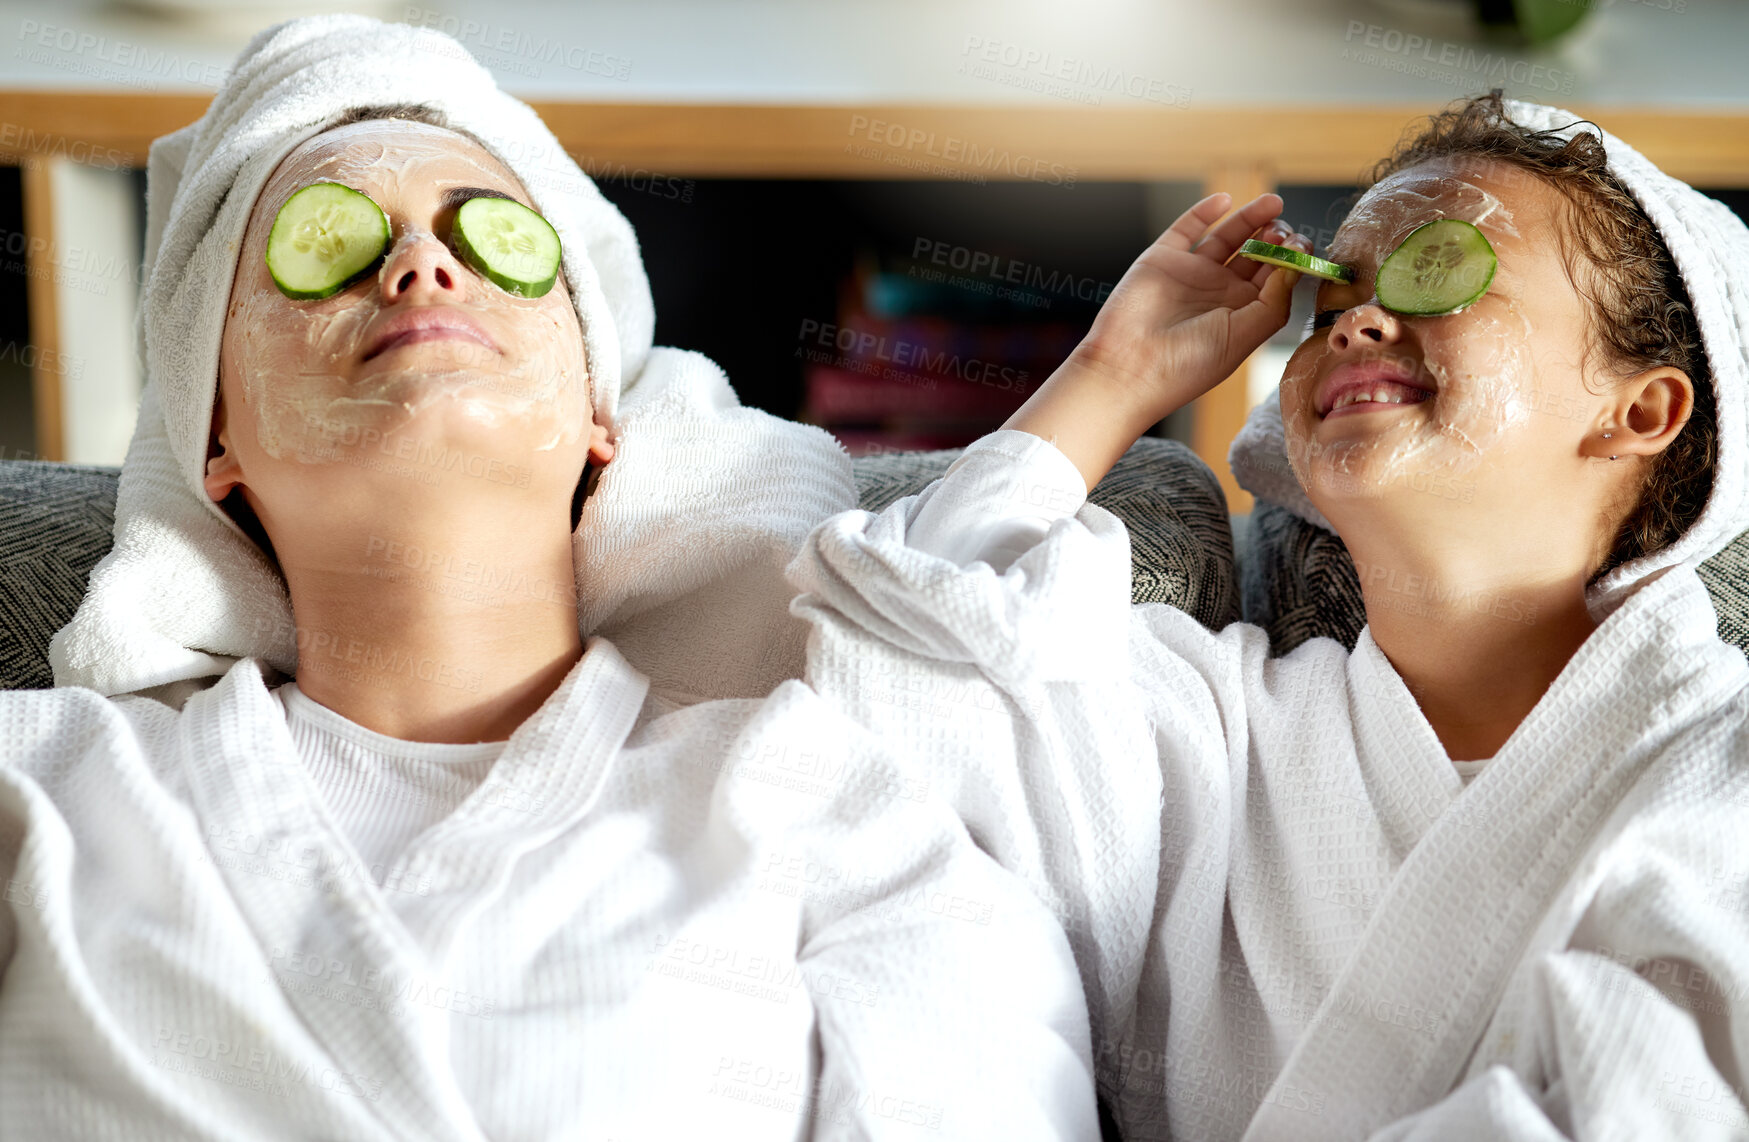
[379,231,468,303]
[1328,302,1401,351]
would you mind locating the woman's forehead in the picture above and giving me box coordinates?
[258,120,525,210]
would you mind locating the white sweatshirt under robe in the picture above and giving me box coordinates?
[788,429,1749,1142]
[0,634,1099,1141]
[275,683,503,881]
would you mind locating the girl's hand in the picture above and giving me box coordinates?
[1004,192,1310,490]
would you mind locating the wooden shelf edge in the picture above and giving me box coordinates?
[0,93,1740,183]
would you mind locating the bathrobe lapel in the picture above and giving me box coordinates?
[1243,567,1749,1142]
[379,638,648,965]
[176,639,649,1142]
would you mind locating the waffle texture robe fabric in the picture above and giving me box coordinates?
[788,430,1749,1141]
[0,633,1098,1140]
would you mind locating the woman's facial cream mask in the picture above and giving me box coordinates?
[218,119,588,470]
[1277,155,1598,513]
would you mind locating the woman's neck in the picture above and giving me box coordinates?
[1349,539,1600,762]
[276,505,584,744]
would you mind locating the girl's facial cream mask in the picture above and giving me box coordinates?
[1278,156,1545,506]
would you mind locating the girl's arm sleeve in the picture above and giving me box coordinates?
[786,429,1171,1069]
[790,429,1130,692]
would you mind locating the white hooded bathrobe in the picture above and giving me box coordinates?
[0,14,1099,1142]
[786,101,1749,1142]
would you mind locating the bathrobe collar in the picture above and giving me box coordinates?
[174,636,649,1141]
[1248,564,1749,1141]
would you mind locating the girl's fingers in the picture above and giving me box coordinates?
[1158,193,1233,253]
[1192,193,1288,266]
[1260,256,1300,312]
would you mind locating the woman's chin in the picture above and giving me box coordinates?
[259,395,583,490]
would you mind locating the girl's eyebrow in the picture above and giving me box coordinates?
[440,186,519,211]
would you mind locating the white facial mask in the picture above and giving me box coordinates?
[223,122,588,468]
[1280,158,1533,495]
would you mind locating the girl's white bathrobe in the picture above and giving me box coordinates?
[0,633,1097,1141]
[788,430,1749,1142]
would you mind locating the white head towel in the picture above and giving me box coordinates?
[1229,97,1749,619]
[48,14,853,702]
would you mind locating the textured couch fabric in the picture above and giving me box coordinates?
[853,437,1239,629]
[0,436,1241,690]
[1,463,122,692]
[1241,499,1749,659]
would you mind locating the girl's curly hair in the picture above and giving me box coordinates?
[1348,89,1715,581]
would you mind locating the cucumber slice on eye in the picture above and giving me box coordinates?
[452,196,562,298]
[1237,239,1354,284]
[1375,219,1497,316]
[265,182,391,300]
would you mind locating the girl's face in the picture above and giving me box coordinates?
[215,119,594,475]
[1279,156,1601,524]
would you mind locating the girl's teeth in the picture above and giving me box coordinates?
[1335,385,1423,410]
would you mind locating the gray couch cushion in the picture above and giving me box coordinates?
[0,436,1240,690]
[1242,499,1749,659]
[0,462,121,692]
[1238,501,1365,656]
[853,437,1238,628]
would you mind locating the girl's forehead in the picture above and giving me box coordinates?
[1328,157,1523,263]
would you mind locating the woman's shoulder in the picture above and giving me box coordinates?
[0,681,185,782]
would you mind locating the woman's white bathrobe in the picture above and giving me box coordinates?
[0,633,1097,1141]
[788,430,1749,1142]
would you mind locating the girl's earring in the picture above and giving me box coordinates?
[1602,430,1617,461]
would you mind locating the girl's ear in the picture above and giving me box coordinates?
[1588,366,1694,462]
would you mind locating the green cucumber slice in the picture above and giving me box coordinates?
[1237,238,1354,284]
[452,197,561,298]
[1375,219,1496,316]
[265,182,391,300]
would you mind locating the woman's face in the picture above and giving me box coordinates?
[212,119,598,498]
[1279,155,1602,526]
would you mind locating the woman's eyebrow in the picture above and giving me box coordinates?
[440,186,520,211]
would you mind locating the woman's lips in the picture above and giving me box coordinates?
[361,307,498,363]
[367,326,495,359]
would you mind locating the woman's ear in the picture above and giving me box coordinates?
[204,391,247,504]
[586,418,615,467]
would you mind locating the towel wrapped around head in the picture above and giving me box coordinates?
[1230,97,1749,620]
[48,14,853,702]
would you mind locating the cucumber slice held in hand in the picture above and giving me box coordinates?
[1375,219,1497,316]
[452,196,562,299]
[265,182,391,300]
[1237,238,1354,284]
